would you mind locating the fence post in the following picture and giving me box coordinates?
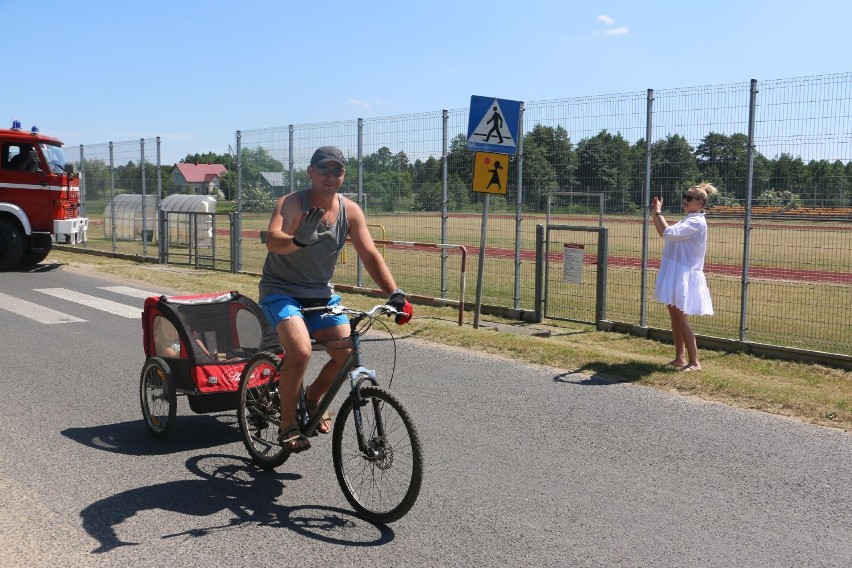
[235,130,242,273]
[79,144,87,220]
[230,212,238,272]
[156,136,164,263]
[513,101,525,310]
[288,125,295,195]
[160,214,169,263]
[596,227,609,327]
[640,88,654,327]
[535,224,544,323]
[109,142,116,254]
[739,79,758,342]
[141,138,148,258]
[441,109,449,299]
[356,118,364,286]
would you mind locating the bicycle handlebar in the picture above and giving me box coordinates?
[301,303,399,319]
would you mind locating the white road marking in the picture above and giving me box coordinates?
[99,286,160,299]
[35,288,141,319]
[0,291,86,324]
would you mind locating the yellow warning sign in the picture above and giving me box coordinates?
[472,152,509,194]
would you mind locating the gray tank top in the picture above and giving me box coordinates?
[259,191,349,299]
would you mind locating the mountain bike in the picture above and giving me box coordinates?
[236,302,423,523]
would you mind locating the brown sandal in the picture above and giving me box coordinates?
[277,426,311,453]
[306,398,331,434]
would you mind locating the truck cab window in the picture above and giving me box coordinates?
[7,144,36,171]
[2,144,16,170]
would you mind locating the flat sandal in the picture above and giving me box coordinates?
[277,426,311,453]
[306,398,332,434]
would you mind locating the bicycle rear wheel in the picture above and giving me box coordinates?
[237,352,288,469]
[332,386,423,523]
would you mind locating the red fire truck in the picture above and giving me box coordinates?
[0,120,88,270]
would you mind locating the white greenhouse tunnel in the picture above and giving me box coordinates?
[103,194,217,245]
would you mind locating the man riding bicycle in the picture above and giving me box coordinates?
[258,146,412,456]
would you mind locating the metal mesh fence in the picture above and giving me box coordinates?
[72,74,852,358]
[77,138,162,259]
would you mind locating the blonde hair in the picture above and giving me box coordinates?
[688,182,718,202]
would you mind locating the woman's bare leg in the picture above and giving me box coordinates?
[669,306,700,370]
[667,305,687,367]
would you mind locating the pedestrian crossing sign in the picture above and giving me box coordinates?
[467,96,521,154]
[472,152,509,194]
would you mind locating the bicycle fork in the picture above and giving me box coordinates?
[349,366,387,457]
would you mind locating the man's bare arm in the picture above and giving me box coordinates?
[265,194,304,254]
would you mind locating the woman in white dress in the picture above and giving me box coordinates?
[651,183,718,371]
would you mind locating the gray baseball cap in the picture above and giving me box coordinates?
[310,146,346,167]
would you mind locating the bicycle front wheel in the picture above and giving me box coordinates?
[332,386,423,523]
[237,352,288,469]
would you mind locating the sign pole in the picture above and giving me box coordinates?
[473,193,490,328]
[467,95,521,329]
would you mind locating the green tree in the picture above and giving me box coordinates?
[363,169,395,211]
[412,156,444,209]
[576,130,636,212]
[757,189,801,209]
[695,132,770,200]
[807,159,849,206]
[219,171,237,200]
[183,151,218,164]
[629,138,648,206]
[239,147,286,187]
[447,173,470,211]
[362,147,412,210]
[80,158,110,201]
[413,179,442,211]
[447,134,475,185]
[521,137,558,212]
[525,124,576,191]
[115,160,140,193]
[768,153,811,198]
[845,162,852,203]
[242,184,275,213]
[181,151,235,171]
[649,134,699,209]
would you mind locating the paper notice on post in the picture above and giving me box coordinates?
[562,244,584,284]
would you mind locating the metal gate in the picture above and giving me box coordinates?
[535,224,608,327]
[160,210,238,272]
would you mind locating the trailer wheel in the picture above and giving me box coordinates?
[0,220,24,271]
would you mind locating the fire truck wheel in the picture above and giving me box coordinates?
[21,247,50,266]
[0,220,24,271]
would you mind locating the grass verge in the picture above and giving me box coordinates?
[49,249,852,431]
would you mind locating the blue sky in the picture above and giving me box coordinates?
[3,0,851,164]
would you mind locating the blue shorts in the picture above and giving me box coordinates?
[260,294,348,335]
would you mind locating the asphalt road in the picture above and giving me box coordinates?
[1,264,851,567]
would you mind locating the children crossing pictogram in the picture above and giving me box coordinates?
[472,152,509,194]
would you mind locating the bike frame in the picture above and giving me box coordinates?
[293,307,385,451]
[238,301,421,523]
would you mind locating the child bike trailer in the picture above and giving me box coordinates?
[140,291,281,437]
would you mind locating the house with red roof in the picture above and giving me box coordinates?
[170,162,228,196]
